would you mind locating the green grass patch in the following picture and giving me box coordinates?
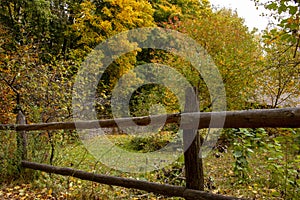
[1,128,299,199]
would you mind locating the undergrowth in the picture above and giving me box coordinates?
[0,128,299,199]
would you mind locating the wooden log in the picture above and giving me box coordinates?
[16,111,27,160]
[21,161,244,200]
[183,87,204,192]
[1,108,300,131]
[0,113,180,131]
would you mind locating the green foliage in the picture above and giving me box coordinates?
[163,8,262,110]
[1,127,299,199]
[0,130,19,182]
[113,131,175,153]
[222,128,299,198]
[253,0,300,57]
[129,84,180,117]
[154,156,185,186]
[257,28,300,108]
[0,0,299,198]
[265,129,300,199]
[224,128,268,183]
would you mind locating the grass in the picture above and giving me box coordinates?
[0,129,299,199]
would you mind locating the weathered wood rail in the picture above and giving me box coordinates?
[1,107,300,200]
[1,108,300,131]
[21,161,241,200]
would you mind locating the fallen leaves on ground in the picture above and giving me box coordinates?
[0,184,74,200]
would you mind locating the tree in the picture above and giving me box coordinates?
[253,0,300,57]
[251,0,300,107]
[162,8,262,110]
[68,0,155,55]
[148,0,212,25]
[255,30,300,108]
[0,0,75,123]
[67,0,157,117]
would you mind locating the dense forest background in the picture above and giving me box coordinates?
[0,0,299,124]
[0,0,299,199]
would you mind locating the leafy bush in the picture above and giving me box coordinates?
[119,131,176,153]
[0,130,19,182]
[222,128,299,198]
[265,128,300,199]
[223,128,268,183]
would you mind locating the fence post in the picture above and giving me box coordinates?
[183,87,204,192]
[16,110,27,161]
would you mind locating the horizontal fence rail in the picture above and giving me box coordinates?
[21,161,243,200]
[1,108,300,131]
[2,107,300,200]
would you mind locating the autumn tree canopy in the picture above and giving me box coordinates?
[0,0,299,123]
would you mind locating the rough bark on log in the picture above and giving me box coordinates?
[21,161,244,200]
[183,87,204,192]
[16,111,27,160]
[0,108,299,131]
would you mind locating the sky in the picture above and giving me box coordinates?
[208,0,270,31]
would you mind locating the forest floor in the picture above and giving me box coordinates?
[0,133,299,200]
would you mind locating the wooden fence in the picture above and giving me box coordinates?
[1,105,300,199]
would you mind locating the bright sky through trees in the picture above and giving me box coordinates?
[209,0,270,31]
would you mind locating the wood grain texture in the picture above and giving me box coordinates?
[21,161,244,200]
[1,108,299,131]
